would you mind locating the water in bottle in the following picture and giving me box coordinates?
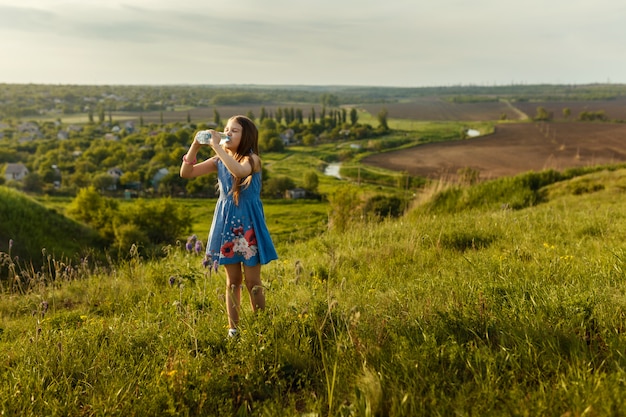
[195,131,230,145]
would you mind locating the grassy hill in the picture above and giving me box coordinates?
[0,186,106,270]
[1,168,626,415]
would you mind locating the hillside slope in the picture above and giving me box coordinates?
[0,186,105,265]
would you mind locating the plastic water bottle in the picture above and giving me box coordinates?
[195,130,230,145]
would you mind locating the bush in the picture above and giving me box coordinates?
[364,195,405,218]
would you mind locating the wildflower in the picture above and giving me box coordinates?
[194,240,204,255]
[160,369,178,378]
[213,260,219,273]
[8,239,13,249]
[202,255,211,269]
[168,276,176,286]
[41,300,49,314]
[185,234,197,252]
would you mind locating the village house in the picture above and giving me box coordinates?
[285,187,307,199]
[124,121,135,133]
[4,163,29,182]
[280,128,295,146]
[107,167,124,190]
[151,168,169,188]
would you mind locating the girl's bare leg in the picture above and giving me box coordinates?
[224,263,243,329]
[243,264,265,311]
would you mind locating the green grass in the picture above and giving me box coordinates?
[356,108,496,135]
[0,187,105,264]
[180,197,329,244]
[2,168,626,415]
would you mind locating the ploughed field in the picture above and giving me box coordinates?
[362,122,626,180]
[361,97,527,121]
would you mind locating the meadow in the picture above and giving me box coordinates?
[2,165,626,416]
[3,85,626,415]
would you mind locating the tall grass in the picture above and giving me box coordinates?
[2,169,626,416]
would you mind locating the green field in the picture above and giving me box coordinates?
[2,166,626,416]
[3,83,626,415]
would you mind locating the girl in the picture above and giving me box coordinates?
[180,115,278,338]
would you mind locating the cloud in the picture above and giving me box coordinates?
[0,0,625,85]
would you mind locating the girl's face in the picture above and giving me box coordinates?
[223,119,243,153]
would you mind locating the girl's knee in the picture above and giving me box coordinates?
[249,284,264,295]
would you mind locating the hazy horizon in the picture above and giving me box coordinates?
[1,0,625,87]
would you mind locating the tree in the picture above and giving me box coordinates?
[275,108,283,124]
[22,172,43,193]
[303,133,317,146]
[66,186,119,242]
[121,198,190,245]
[214,109,221,126]
[534,106,551,121]
[92,173,116,192]
[303,171,319,193]
[562,107,571,119]
[321,93,339,107]
[377,107,389,130]
[263,175,295,198]
[350,108,358,125]
[185,173,218,197]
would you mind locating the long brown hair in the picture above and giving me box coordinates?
[229,115,259,205]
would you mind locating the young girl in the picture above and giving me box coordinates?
[180,115,278,338]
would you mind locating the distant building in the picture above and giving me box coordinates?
[285,188,307,199]
[280,128,295,145]
[152,168,169,187]
[4,163,29,181]
[107,167,123,178]
[107,167,124,190]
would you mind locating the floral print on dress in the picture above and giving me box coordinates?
[220,223,258,260]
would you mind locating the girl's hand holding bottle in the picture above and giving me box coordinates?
[194,130,230,146]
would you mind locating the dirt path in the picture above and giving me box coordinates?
[502,100,529,121]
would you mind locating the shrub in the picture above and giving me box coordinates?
[364,195,405,218]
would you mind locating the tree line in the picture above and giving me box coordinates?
[0,104,388,198]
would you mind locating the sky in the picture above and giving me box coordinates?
[1,0,625,87]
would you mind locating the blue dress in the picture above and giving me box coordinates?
[206,158,278,266]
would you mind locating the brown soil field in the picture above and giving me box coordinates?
[513,98,626,122]
[361,97,524,121]
[362,122,626,180]
[118,98,626,125]
[362,97,626,122]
